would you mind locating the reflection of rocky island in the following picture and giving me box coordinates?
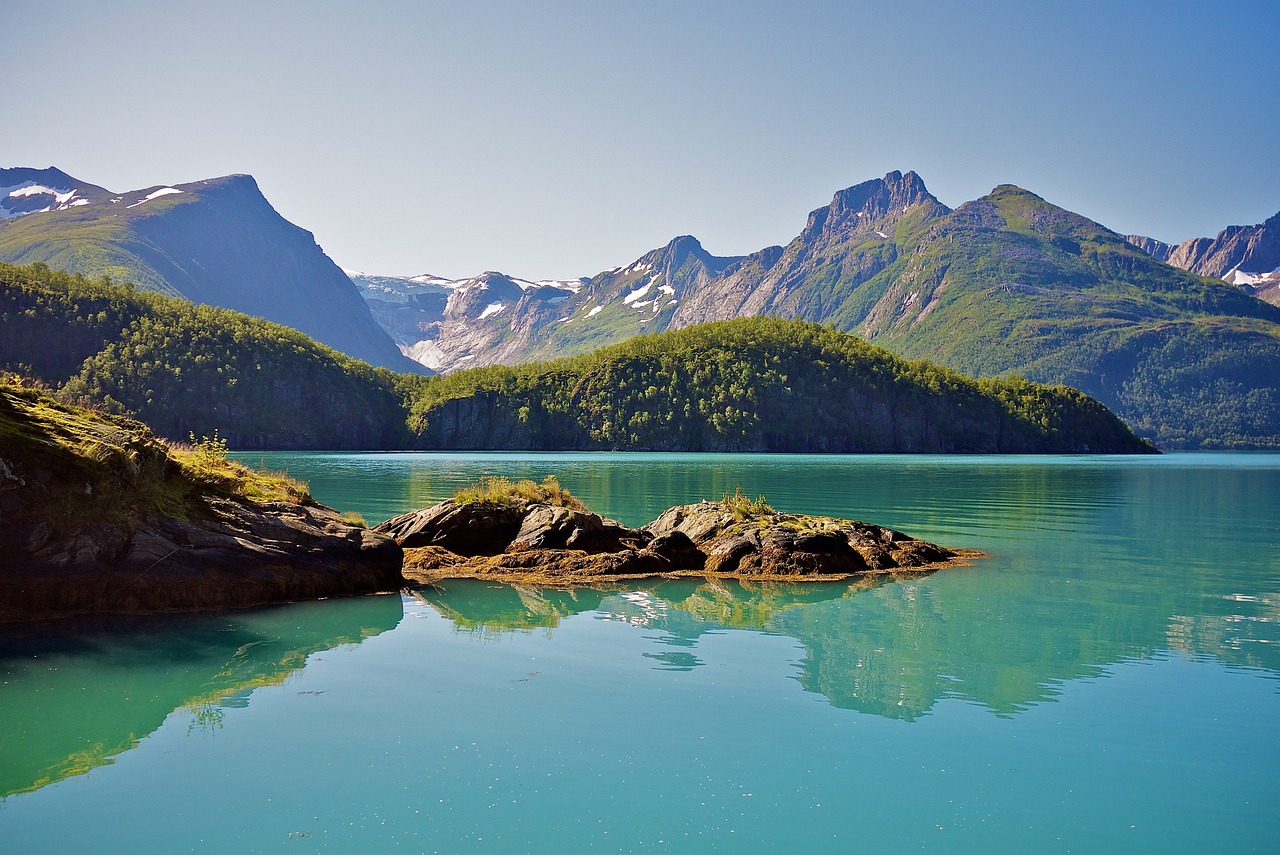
[380,479,980,585]
[0,383,402,620]
[417,564,1280,721]
[0,594,403,798]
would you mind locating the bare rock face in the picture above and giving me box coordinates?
[0,491,404,621]
[381,497,976,585]
[376,499,645,556]
[0,385,406,621]
[510,504,644,553]
[1128,212,1280,306]
[377,501,528,555]
[645,502,957,577]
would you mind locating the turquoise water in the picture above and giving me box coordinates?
[2,453,1278,852]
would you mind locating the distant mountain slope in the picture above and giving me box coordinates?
[0,168,424,373]
[404,317,1153,453]
[361,171,1279,448]
[1128,211,1280,306]
[348,269,585,372]
[524,235,744,362]
[348,234,741,373]
[0,262,411,449]
[0,167,112,217]
[671,171,946,327]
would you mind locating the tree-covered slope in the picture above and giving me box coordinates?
[0,262,411,449]
[849,186,1280,448]
[655,176,1280,449]
[405,317,1153,453]
[0,170,423,373]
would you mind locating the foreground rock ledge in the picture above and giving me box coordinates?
[376,498,983,586]
[0,495,404,622]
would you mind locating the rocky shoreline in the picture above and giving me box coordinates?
[0,496,403,622]
[1,382,978,620]
[377,495,981,586]
[0,383,402,622]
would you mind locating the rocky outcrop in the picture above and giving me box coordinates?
[7,511,400,623]
[378,497,979,585]
[645,501,960,575]
[0,486,404,622]
[0,385,404,621]
[1128,212,1280,306]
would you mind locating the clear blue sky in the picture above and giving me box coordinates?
[5,0,1277,280]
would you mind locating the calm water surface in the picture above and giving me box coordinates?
[2,453,1277,853]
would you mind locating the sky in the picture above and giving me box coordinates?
[4,0,1278,280]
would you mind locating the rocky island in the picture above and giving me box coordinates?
[378,477,980,586]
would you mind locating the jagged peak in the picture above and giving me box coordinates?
[803,170,942,238]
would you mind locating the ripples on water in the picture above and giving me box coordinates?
[1,453,1277,853]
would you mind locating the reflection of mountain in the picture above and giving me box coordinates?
[0,594,403,798]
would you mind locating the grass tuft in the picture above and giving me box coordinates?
[722,486,774,521]
[453,475,587,511]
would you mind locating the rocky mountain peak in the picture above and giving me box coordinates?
[1127,209,1280,304]
[1125,234,1174,262]
[649,235,744,276]
[803,170,940,240]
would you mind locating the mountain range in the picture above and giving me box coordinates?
[2,164,1277,448]
[0,167,422,373]
[354,171,1280,448]
[1127,212,1280,305]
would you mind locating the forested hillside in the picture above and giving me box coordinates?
[0,263,410,449]
[2,263,1153,453]
[405,318,1153,453]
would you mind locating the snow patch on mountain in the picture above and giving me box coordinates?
[1,183,83,217]
[1225,266,1280,286]
[126,187,183,208]
[623,282,653,305]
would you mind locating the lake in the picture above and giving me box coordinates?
[2,452,1277,853]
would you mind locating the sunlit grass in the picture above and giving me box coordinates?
[452,475,587,510]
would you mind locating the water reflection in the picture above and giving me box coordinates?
[416,564,1280,722]
[0,594,404,798]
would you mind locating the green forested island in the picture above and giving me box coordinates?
[407,317,1152,453]
[1,261,1151,453]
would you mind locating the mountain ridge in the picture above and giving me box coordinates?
[0,167,425,373]
[354,171,1280,448]
[1128,211,1280,305]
